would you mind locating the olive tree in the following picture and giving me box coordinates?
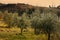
[31,16,42,35]
[3,11,18,28]
[3,11,13,28]
[41,13,58,40]
[17,13,30,34]
[31,12,58,40]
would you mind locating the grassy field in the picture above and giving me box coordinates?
[0,27,59,40]
[0,27,48,40]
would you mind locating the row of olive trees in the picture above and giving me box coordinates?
[0,10,59,40]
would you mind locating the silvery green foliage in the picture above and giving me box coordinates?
[3,11,19,27]
[31,12,58,33]
[17,13,31,28]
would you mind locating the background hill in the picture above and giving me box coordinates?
[0,3,60,16]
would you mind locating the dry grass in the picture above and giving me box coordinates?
[0,27,47,40]
[0,21,59,40]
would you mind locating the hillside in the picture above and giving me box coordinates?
[0,3,60,16]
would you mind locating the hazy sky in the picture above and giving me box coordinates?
[0,0,60,7]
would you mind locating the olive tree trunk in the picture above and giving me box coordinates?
[48,32,50,40]
[21,28,23,35]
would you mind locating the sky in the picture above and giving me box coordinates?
[0,0,60,7]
